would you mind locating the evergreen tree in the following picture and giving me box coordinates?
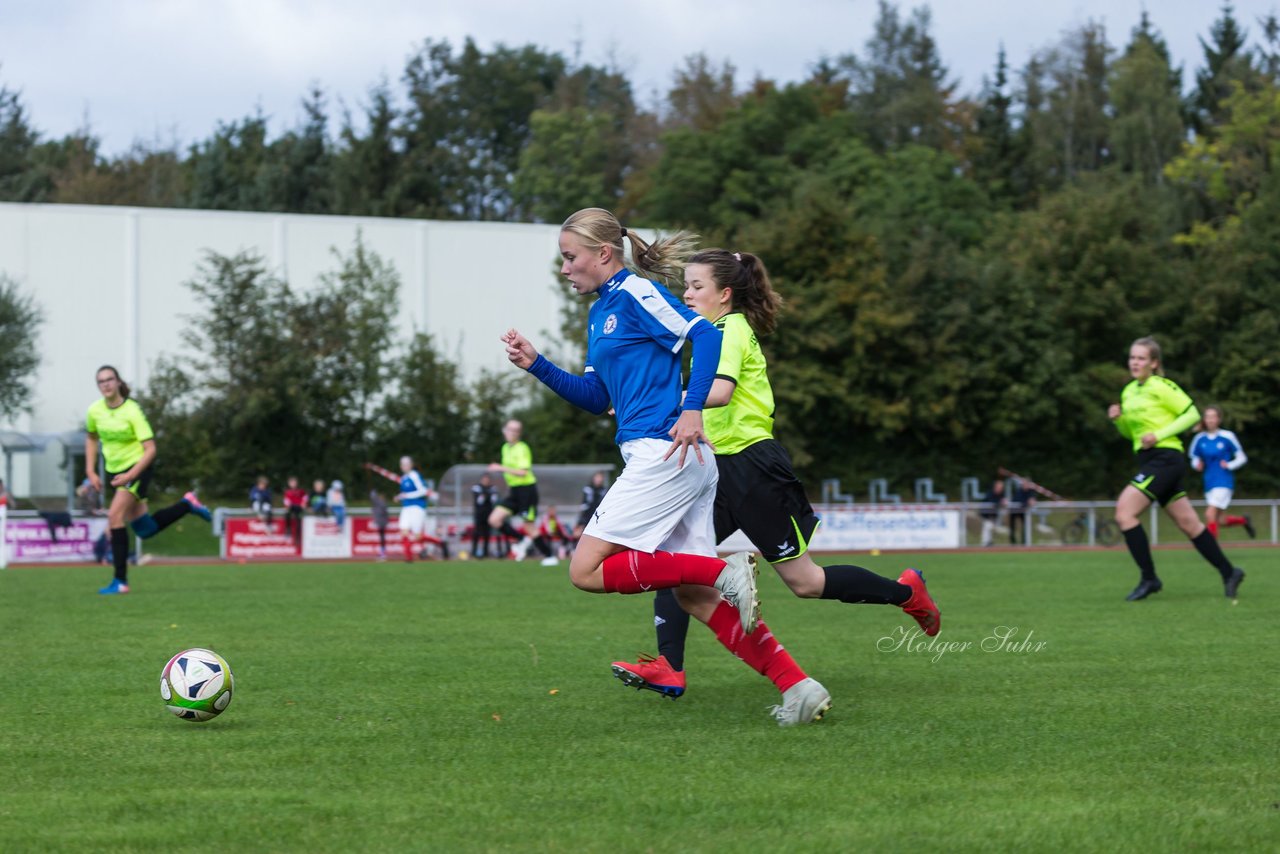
[1191,3,1259,136]
[332,82,402,217]
[0,80,51,201]
[1110,13,1185,182]
[971,47,1018,201]
[841,1,959,152]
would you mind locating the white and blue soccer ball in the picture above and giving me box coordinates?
[161,648,234,722]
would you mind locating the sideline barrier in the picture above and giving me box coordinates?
[1,509,110,564]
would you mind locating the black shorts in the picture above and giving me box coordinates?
[106,466,153,501]
[499,484,539,522]
[1129,448,1188,507]
[713,439,820,564]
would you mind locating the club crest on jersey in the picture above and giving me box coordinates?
[603,314,618,334]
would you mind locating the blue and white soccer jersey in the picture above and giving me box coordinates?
[586,270,705,444]
[399,470,430,535]
[1189,429,1247,509]
[583,437,718,556]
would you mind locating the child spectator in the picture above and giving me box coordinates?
[308,479,329,516]
[250,475,273,528]
[283,476,307,544]
[533,505,572,566]
[327,480,347,527]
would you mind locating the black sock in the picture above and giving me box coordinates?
[152,500,191,533]
[819,564,911,605]
[499,521,523,540]
[653,588,690,672]
[1122,525,1158,581]
[110,527,129,583]
[1190,530,1234,581]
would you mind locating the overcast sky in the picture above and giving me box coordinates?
[2,0,1275,156]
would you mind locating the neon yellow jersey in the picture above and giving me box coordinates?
[501,441,536,487]
[702,313,775,455]
[86,398,154,472]
[1115,376,1200,454]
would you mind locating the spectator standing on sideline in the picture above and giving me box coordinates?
[369,489,390,560]
[250,475,273,529]
[979,477,1005,547]
[1188,405,1254,538]
[573,470,610,542]
[470,473,499,558]
[1007,476,1035,545]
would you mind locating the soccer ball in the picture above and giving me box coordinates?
[160,648,234,722]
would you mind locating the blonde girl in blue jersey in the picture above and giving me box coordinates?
[611,249,938,708]
[501,207,830,725]
[1108,338,1244,601]
[1188,405,1254,539]
[85,365,210,594]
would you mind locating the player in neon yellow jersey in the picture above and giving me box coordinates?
[611,249,938,718]
[85,365,211,595]
[486,419,542,560]
[1108,337,1245,601]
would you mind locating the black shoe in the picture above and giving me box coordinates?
[1225,567,1245,599]
[1243,516,1256,539]
[1126,579,1163,601]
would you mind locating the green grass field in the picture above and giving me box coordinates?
[1,549,1274,852]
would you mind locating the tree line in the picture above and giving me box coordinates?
[4,2,1280,499]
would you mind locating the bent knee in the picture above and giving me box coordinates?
[784,578,825,599]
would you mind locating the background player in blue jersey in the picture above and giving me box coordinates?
[1188,405,1254,539]
[500,206,830,725]
[395,456,432,563]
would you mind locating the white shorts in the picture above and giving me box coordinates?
[399,504,427,536]
[1205,487,1234,510]
[583,437,718,556]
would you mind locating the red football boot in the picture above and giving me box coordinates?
[898,568,941,636]
[610,653,686,699]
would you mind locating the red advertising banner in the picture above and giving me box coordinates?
[223,518,301,558]
[351,516,400,558]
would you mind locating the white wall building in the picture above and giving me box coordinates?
[0,202,571,496]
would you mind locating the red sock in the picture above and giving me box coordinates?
[1207,521,1220,537]
[600,550,724,593]
[1224,515,1246,527]
[402,537,416,560]
[707,601,807,693]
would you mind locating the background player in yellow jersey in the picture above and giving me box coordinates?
[487,419,541,559]
[85,365,211,594]
[611,249,939,706]
[1108,337,1245,601]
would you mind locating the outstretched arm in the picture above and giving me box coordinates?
[503,328,610,414]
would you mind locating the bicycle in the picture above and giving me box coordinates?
[1060,512,1120,546]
